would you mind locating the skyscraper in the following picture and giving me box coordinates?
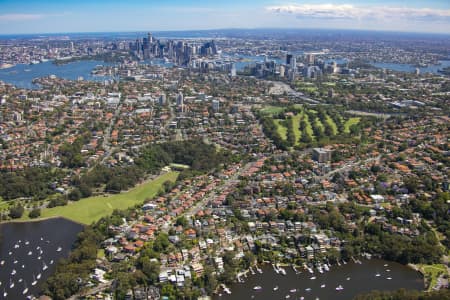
[286,54,293,65]
[176,92,184,106]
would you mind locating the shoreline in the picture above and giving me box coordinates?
[0,63,15,69]
[0,215,87,226]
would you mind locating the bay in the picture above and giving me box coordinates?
[215,259,424,300]
[0,60,115,90]
[372,60,450,74]
[0,218,84,300]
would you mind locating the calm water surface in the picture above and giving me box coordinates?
[215,259,423,300]
[0,218,84,300]
[0,60,115,89]
[373,60,450,74]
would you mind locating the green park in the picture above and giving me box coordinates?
[19,171,179,225]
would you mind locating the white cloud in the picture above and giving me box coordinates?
[0,13,69,22]
[0,14,45,22]
[266,4,450,21]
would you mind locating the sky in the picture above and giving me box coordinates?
[0,0,449,34]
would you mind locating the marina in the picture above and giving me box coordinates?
[214,259,424,300]
[0,218,83,300]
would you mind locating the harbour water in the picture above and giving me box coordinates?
[0,60,115,89]
[0,218,84,300]
[215,259,424,300]
[372,60,450,74]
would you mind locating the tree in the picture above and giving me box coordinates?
[141,258,160,285]
[175,216,188,227]
[68,188,82,201]
[29,208,41,218]
[9,205,24,219]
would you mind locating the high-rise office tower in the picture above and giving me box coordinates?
[176,92,184,106]
[286,54,293,65]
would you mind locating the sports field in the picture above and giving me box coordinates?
[20,171,178,225]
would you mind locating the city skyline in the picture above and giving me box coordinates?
[0,0,449,35]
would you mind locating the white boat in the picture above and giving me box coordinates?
[273,286,279,291]
[50,260,54,264]
[37,273,41,280]
[279,268,287,275]
[28,251,32,256]
[317,265,323,273]
[23,287,28,294]
[387,277,392,280]
[375,273,381,277]
[386,269,391,272]
[256,265,263,274]
[14,244,19,249]
[384,264,388,267]
[3,289,7,297]
[18,278,23,283]
[272,264,279,274]
[253,286,262,290]
[38,256,42,260]
[8,251,12,255]
[9,279,14,289]
[22,265,25,269]
[13,259,18,264]
[11,269,16,275]
[39,250,43,255]
[57,247,62,252]
[0,260,4,265]
[305,288,311,292]
[310,276,316,280]
[320,284,326,288]
[323,263,329,271]
[32,275,37,286]
[40,237,43,241]
[336,285,344,291]
[25,241,29,245]
[285,295,291,299]
[290,289,297,293]
[346,277,351,281]
[43,262,48,271]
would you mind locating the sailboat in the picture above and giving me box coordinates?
[22,281,28,295]
[32,274,37,286]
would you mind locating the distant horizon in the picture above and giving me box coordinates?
[1,27,450,38]
[0,0,449,35]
